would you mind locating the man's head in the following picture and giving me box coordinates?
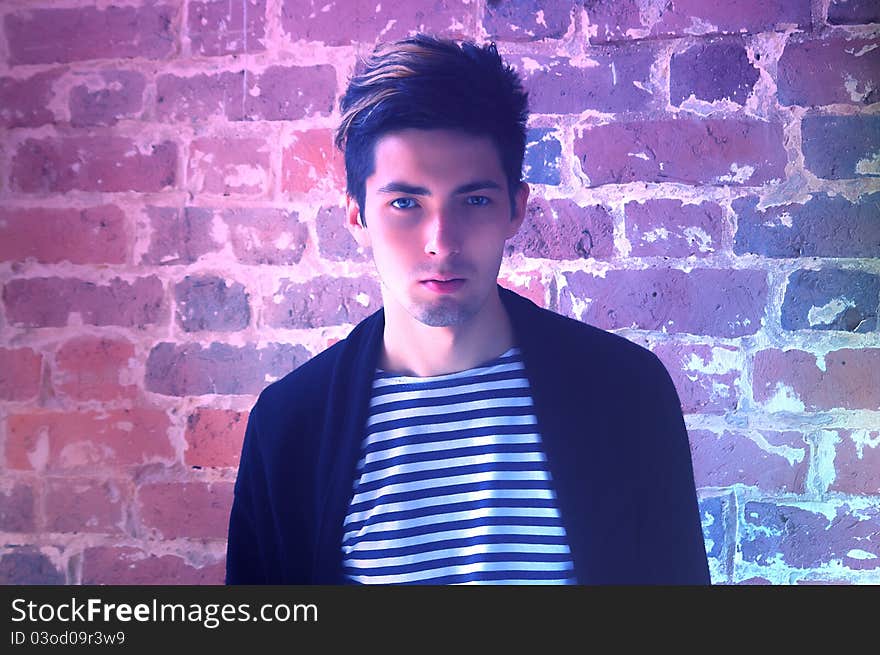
[335,34,529,225]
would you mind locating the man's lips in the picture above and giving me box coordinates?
[419,278,466,293]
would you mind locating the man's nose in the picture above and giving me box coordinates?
[424,207,462,256]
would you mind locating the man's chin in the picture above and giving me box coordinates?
[409,299,478,328]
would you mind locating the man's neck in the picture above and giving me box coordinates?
[379,290,514,377]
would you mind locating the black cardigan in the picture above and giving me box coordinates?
[226,286,710,584]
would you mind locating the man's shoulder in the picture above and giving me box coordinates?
[257,339,345,409]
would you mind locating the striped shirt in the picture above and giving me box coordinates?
[341,347,576,585]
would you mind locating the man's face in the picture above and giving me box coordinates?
[347,128,528,329]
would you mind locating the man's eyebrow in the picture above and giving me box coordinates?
[376,180,503,195]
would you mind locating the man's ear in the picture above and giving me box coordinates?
[345,194,370,248]
[506,182,530,239]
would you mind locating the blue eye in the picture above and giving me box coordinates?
[390,197,418,210]
[466,196,491,206]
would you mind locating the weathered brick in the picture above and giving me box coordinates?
[55,336,137,401]
[69,70,146,127]
[0,548,65,584]
[174,275,251,332]
[829,429,880,495]
[244,65,336,121]
[11,137,177,193]
[82,546,225,585]
[224,208,310,265]
[0,70,62,128]
[0,205,129,265]
[189,0,267,57]
[185,408,248,467]
[586,0,811,44]
[141,206,222,265]
[779,38,880,107]
[156,71,246,122]
[754,348,880,411]
[484,0,574,41]
[145,342,311,396]
[651,342,741,414]
[560,268,767,336]
[741,502,879,570]
[6,408,174,471]
[265,276,382,328]
[188,137,270,196]
[0,481,36,532]
[802,115,880,179]
[316,205,368,262]
[698,495,729,567]
[516,48,654,115]
[0,347,42,401]
[137,481,233,539]
[523,128,562,186]
[574,119,786,186]
[280,0,473,45]
[505,198,614,260]
[733,193,880,258]
[671,40,759,105]
[281,129,344,195]
[828,0,880,24]
[690,429,808,492]
[781,269,879,332]
[3,276,165,328]
[626,199,722,257]
[498,272,548,309]
[45,478,126,534]
[4,5,176,65]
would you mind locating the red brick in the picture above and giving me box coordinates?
[3,276,166,328]
[0,347,42,401]
[190,0,267,56]
[156,71,245,122]
[0,480,36,532]
[0,205,129,265]
[188,137,270,196]
[671,40,759,105]
[626,199,723,257]
[802,114,880,180]
[4,4,177,65]
[174,275,251,332]
[11,137,177,193]
[754,348,880,411]
[586,0,811,44]
[652,342,741,414]
[70,70,146,127]
[137,481,233,539]
[280,0,473,45]
[515,48,654,114]
[244,65,336,121]
[185,408,248,467]
[561,268,767,337]
[145,342,311,396]
[506,198,614,260]
[224,207,310,265]
[779,38,880,107]
[141,206,223,265]
[54,336,137,401]
[282,129,344,195]
[45,478,126,534]
[829,429,880,495]
[828,0,880,25]
[574,118,786,187]
[0,70,62,129]
[498,273,548,309]
[265,275,382,328]
[316,205,368,262]
[0,548,65,584]
[6,408,174,472]
[690,429,808,492]
[82,546,225,585]
[484,0,574,40]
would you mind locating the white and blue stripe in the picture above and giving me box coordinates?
[341,347,575,584]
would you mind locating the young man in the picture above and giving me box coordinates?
[226,35,710,585]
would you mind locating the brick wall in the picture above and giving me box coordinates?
[0,0,877,585]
